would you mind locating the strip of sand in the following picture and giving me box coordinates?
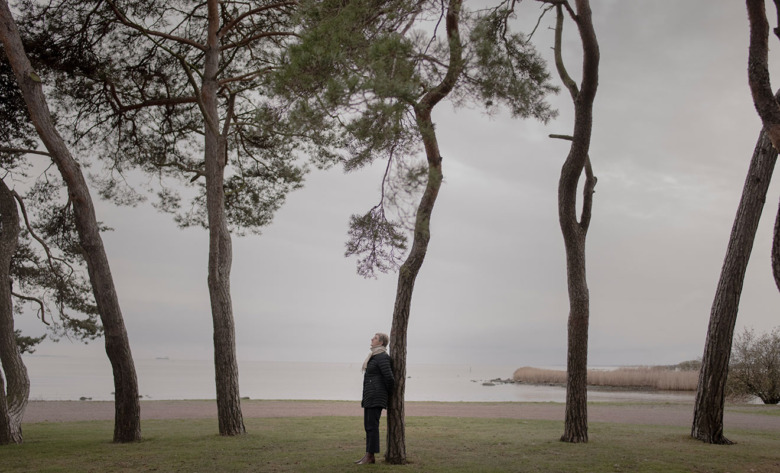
[22,400,780,431]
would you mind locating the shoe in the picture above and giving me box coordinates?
[355,453,375,464]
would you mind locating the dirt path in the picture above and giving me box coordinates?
[22,400,780,431]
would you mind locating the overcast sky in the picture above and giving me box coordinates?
[17,0,780,368]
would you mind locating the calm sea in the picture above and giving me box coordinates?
[21,355,695,404]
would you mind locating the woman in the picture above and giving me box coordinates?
[356,332,394,465]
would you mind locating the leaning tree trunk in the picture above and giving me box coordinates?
[203,0,244,437]
[0,0,141,443]
[385,111,443,465]
[0,178,27,444]
[385,0,462,464]
[547,0,599,444]
[745,0,780,297]
[692,128,777,444]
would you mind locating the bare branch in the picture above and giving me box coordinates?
[218,67,275,86]
[552,4,578,100]
[218,1,298,38]
[747,0,780,148]
[222,92,236,138]
[178,56,220,136]
[117,96,198,113]
[11,291,49,325]
[12,190,74,276]
[105,0,207,51]
[548,135,596,228]
[580,156,596,231]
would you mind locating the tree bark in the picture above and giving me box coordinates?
[0,371,9,444]
[385,0,462,464]
[694,1,780,444]
[385,113,443,465]
[691,128,777,444]
[746,0,780,294]
[548,0,599,444]
[773,197,780,292]
[0,0,141,442]
[0,178,27,444]
[204,0,244,436]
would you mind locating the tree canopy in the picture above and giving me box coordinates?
[277,0,557,277]
[16,0,307,234]
[0,53,100,351]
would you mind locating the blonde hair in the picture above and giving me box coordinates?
[376,332,389,347]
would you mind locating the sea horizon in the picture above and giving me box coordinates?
[21,354,695,404]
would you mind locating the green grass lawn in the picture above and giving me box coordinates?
[2,416,778,472]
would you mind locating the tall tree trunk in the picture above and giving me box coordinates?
[772,197,780,292]
[560,225,589,443]
[385,112,443,466]
[203,0,244,436]
[0,179,27,444]
[0,0,141,443]
[385,0,462,463]
[548,0,599,444]
[692,128,777,444]
[0,371,9,444]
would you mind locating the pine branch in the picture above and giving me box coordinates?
[105,0,208,51]
[0,147,51,157]
[11,291,49,325]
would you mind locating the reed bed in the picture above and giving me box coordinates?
[513,366,699,391]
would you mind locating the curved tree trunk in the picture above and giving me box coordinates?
[385,106,442,465]
[385,112,443,465]
[0,178,27,444]
[203,0,244,436]
[692,128,777,444]
[548,0,599,444]
[0,0,141,443]
[385,0,462,463]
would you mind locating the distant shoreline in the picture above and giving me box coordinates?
[21,399,780,432]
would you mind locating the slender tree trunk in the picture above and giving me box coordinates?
[0,179,27,444]
[692,128,777,444]
[385,112,443,465]
[385,0,462,463]
[0,0,141,443]
[560,226,589,442]
[0,371,8,444]
[772,197,780,292]
[203,0,244,436]
[548,0,599,444]
[745,1,780,296]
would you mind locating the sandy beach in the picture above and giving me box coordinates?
[22,399,780,432]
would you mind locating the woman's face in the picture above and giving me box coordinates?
[370,334,382,348]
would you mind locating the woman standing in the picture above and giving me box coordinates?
[356,332,394,465]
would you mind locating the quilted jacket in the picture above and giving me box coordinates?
[361,352,394,409]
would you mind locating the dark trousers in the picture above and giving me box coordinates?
[363,407,383,453]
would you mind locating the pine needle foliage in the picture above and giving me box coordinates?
[15,0,309,235]
[277,0,558,277]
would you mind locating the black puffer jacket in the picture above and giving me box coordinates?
[362,352,394,409]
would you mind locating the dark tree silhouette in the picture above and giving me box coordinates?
[0,0,140,442]
[539,0,599,444]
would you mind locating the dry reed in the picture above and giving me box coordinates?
[512,366,699,391]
